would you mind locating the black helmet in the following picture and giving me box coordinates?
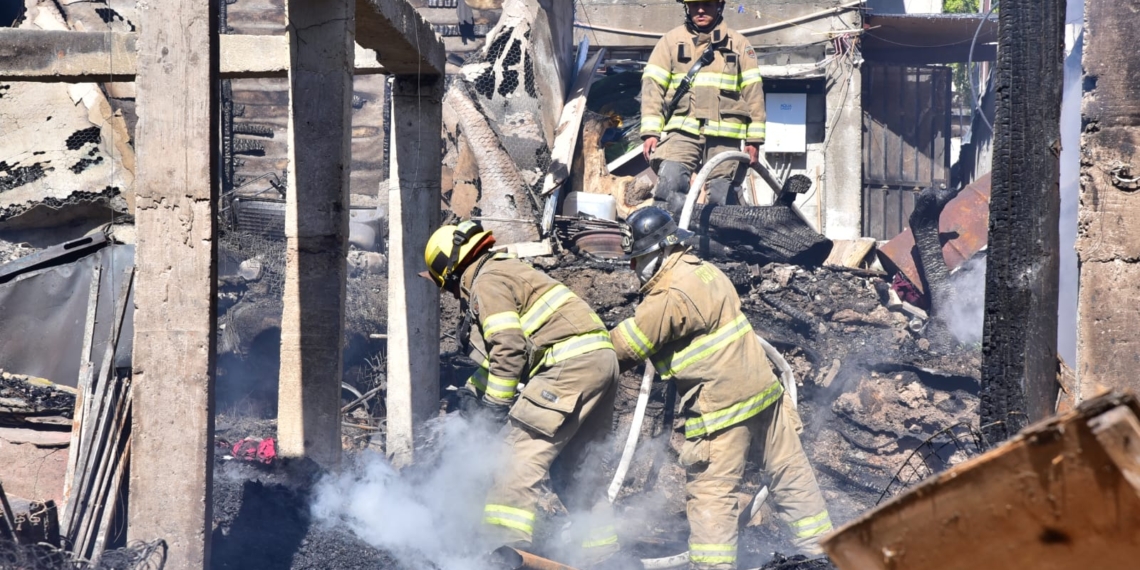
[625,206,693,259]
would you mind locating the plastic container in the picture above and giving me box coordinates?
[562,192,617,221]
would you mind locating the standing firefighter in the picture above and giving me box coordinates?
[611,207,832,567]
[641,0,766,216]
[423,220,627,568]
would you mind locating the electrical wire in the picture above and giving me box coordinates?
[968,3,999,133]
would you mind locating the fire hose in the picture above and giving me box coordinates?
[605,155,801,568]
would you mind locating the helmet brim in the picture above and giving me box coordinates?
[625,227,694,260]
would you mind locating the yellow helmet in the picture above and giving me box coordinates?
[423,220,494,287]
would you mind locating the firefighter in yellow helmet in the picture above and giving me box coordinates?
[641,0,767,217]
[424,221,633,568]
[610,207,832,569]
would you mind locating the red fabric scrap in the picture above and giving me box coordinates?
[232,437,276,464]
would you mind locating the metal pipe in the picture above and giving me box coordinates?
[493,546,579,570]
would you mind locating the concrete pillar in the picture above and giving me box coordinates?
[386,74,443,465]
[980,0,1064,439]
[128,0,217,568]
[822,62,863,240]
[1076,0,1140,400]
[277,0,355,467]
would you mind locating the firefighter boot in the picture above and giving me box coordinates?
[654,161,691,218]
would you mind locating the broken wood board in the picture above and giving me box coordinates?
[822,390,1140,570]
[825,238,876,268]
[572,114,653,220]
[1088,405,1140,496]
[540,48,605,196]
[496,240,554,258]
[0,427,71,447]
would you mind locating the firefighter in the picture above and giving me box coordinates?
[641,0,766,216]
[610,207,832,568]
[423,220,629,568]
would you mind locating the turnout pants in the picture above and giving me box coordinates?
[651,131,745,216]
[483,348,621,564]
[681,392,832,569]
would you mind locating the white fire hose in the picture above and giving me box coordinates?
[605,156,800,568]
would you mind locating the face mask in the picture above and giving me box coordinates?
[633,251,664,284]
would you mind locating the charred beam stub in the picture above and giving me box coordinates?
[980,0,1065,439]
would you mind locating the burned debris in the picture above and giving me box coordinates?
[0,0,1129,568]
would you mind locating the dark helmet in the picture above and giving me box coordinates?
[625,206,694,259]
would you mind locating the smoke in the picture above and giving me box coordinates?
[310,414,506,570]
[943,257,987,345]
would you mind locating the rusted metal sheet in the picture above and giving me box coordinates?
[877,173,991,294]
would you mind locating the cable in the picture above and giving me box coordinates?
[968,3,999,133]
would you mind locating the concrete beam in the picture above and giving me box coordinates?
[0,29,384,80]
[822,64,862,240]
[127,1,217,569]
[386,74,442,465]
[356,0,445,76]
[277,0,356,468]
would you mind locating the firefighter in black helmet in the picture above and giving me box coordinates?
[612,207,833,568]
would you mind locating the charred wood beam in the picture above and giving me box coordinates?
[980,0,1064,440]
[0,29,385,81]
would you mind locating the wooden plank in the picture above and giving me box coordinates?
[62,265,100,523]
[825,238,876,268]
[1089,405,1140,497]
[89,436,131,568]
[0,481,17,544]
[540,48,605,196]
[884,67,903,185]
[824,392,1140,570]
[127,0,218,565]
[900,67,918,184]
[915,68,934,186]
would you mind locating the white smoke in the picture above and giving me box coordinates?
[944,256,987,345]
[310,414,506,570]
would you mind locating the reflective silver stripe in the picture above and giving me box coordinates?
[643,64,671,87]
[520,284,576,335]
[467,365,489,392]
[684,382,784,439]
[641,115,665,133]
[689,543,736,564]
[484,372,519,400]
[617,318,655,360]
[656,314,752,379]
[582,525,619,549]
[540,332,613,367]
[741,68,763,88]
[790,510,833,538]
[747,123,766,139]
[484,504,536,534]
[483,311,522,336]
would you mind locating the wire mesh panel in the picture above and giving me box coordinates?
[876,422,990,505]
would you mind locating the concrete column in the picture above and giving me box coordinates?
[277,0,355,467]
[128,1,217,568]
[1076,0,1140,400]
[980,0,1064,439]
[822,62,863,240]
[386,74,443,465]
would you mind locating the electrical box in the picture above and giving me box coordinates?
[765,93,807,153]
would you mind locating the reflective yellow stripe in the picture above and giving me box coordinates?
[485,373,519,400]
[741,68,763,88]
[689,543,736,564]
[662,116,749,140]
[520,284,576,335]
[582,526,619,549]
[617,319,655,360]
[484,504,536,534]
[747,123,766,140]
[656,315,753,379]
[468,365,490,392]
[791,510,833,538]
[668,72,740,91]
[643,64,672,87]
[641,114,665,134]
[538,332,614,369]
[684,382,783,438]
[483,311,522,337]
